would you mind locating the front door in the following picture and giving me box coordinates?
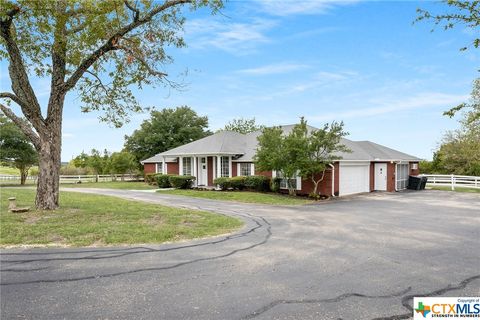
[198,157,208,186]
[374,163,387,191]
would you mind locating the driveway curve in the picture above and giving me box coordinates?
[1,189,479,320]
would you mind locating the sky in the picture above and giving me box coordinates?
[0,0,478,161]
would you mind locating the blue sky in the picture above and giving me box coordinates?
[1,0,478,161]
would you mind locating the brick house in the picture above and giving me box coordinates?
[141,124,420,196]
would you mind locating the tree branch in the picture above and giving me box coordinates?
[0,4,46,134]
[0,92,28,109]
[116,44,168,77]
[0,103,41,150]
[124,0,140,21]
[63,0,191,92]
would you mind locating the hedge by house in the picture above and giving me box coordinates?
[168,175,196,189]
[155,174,172,188]
[213,175,271,192]
[145,173,156,185]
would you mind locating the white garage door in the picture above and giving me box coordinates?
[339,162,370,196]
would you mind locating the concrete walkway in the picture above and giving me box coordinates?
[1,189,479,319]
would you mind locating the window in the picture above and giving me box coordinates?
[220,156,229,177]
[239,163,252,176]
[156,162,163,174]
[396,164,409,190]
[277,171,297,190]
[411,163,418,170]
[183,157,192,176]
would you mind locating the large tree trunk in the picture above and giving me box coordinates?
[35,102,63,210]
[36,137,62,210]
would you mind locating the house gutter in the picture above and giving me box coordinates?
[328,163,335,197]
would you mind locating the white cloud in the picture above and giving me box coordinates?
[184,18,276,54]
[310,92,468,122]
[237,63,309,75]
[290,70,359,92]
[254,0,359,16]
[62,133,74,139]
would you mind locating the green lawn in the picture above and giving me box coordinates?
[429,186,480,193]
[0,188,242,247]
[62,181,156,190]
[158,189,312,205]
[0,166,38,175]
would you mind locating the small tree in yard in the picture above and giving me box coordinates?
[0,115,38,184]
[0,0,222,209]
[254,118,309,196]
[299,121,349,197]
[255,118,349,197]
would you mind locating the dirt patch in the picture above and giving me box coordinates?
[144,214,165,226]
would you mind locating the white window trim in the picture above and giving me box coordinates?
[155,162,163,174]
[274,170,302,191]
[238,162,253,176]
[395,163,409,191]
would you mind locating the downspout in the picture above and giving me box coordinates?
[328,163,335,197]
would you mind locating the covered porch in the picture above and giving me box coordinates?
[158,154,236,187]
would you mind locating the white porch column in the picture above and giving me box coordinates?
[162,157,166,174]
[228,156,232,178]
[216,156,221,178]
[179,157,183,175]
[251,163,255,175]
[193,156,198,186]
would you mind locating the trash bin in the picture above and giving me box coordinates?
[419,176,428,190]
[408,176,422,190]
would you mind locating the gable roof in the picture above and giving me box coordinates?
[142,125,421,163]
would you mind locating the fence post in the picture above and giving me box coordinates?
[451,174,455,191]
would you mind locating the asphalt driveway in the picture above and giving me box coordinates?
[1,189,479,319]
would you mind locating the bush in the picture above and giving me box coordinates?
[168,175,195,189]
[214,177,231,190]
[155,174,171,188]
[144,173,156,185]
[270,177,282,193]
[230,176,246,190]
[244,175,270,192]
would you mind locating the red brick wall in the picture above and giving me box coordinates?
[167,161,179,175]
[255,170,272,178]
[232,162,238,177]
[299,169,334,196]
[410,162,420,176]
[387,162,396,192]
[144,163,156,174]
[208,157,214,185]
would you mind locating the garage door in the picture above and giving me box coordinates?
[339,162,370,196]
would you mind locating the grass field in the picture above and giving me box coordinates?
[0,166,38,175]
[61,181,156,190]
[158,189,312,205]
[429,185,480,193]
[0,188,242,247]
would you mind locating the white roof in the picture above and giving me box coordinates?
[142,125,420,163]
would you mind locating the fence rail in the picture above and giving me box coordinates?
[0,174,143,184]
[419,174,480,190]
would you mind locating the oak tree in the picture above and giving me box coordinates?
[0,0,222,209]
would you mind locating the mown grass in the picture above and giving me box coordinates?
[0,166,38,175]
[61,181,156,190]
[0,188,242,247]
[158,189,312,205]
[429,186,480,193]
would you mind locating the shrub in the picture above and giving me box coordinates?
[144,173,156,185]
[230,176,246,190]
[244,175,270,192]
[214,177,231,190]
[168,175,195,189]
[155,174,171,188]
[270,177,282,193]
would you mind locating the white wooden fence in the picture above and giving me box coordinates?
[419,174,480,190]
[0,174,143,184]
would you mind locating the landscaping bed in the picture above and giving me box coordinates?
[0,188,242,247]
